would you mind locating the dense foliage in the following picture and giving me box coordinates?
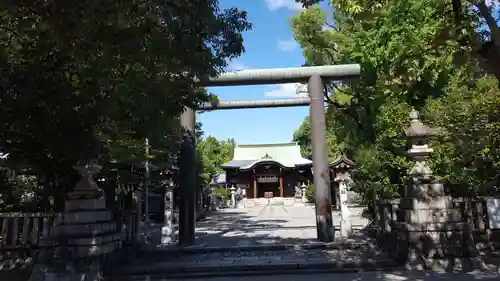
[196,123,236,190]
[291,0,500,206]
[0,0,250,211]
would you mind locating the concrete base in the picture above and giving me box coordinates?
[237,199,246,209]
[161,224,178,246]
[404,250,488,272]
[340,220,353,238]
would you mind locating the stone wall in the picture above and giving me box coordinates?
[376,196,500,270]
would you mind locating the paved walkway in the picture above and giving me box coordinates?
[143,205,369,247]
[109,205,391,279]
[111,206,500,280]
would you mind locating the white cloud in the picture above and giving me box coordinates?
[265,0,304,11]
[226,60,248,71]
[277,39,298,52]
[264,83,309,98]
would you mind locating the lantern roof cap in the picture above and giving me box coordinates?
[405,109,437,138]
[329,154,355,169]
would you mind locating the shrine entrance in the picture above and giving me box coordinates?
[171,64,361,246]
[257,182,279,198]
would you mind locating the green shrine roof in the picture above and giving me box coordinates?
[221,142,312,171]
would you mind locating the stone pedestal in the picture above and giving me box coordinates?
[338,180,352,238]
[330,154,356,238]
[31,165,123,281]
[294,192,305,206]
[340,219,352,238]
[397,178,485,270]
[237,198,246,209]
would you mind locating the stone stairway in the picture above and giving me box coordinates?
[244,197,303,207]
[106,240,403,280]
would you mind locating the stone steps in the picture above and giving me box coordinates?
[106,242,403,280]
[110,261,403,280]
[245,198,304,207]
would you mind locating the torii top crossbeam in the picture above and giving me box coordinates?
[196,64,360,87]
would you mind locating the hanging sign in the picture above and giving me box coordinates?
[256,176,279,183]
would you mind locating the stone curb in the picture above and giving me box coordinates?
[117,266,405,280]
[108,260,403,279]
[139,240,377,255]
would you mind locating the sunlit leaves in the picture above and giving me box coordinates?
[291,0,500,203]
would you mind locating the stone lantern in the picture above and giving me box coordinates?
[230,185,237,208]
[301,182,307,203]
[398,109,483,270]
[405,109,437,182]
[330,154,355,238]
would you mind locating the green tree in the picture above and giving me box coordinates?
[0,0,251,210]
[290,0,497,206]
[424,76,500,195]
[196,128,236,188]
[294,0,500,84]
[293,117,312,159]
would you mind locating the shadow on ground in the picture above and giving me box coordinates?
[106,208,500,281]
[142,209,369,249]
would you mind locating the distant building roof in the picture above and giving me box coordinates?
[210,172,227,185]
[221,143,312,171]
[329,154,355,169]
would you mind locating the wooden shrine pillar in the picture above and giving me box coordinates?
[279,171,284,198]
[253,170,257,198]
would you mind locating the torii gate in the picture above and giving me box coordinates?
[176,64,360,245]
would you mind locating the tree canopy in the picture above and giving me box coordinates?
[291,0,500,204]
[196,123,235,188]
[0,0,250,176]
[0,0,250,210]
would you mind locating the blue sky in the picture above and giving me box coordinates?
[199,0,313,145]
[198,1,500,145]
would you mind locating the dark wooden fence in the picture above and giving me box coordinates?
[0,212,54,249]
[0,210,139,281]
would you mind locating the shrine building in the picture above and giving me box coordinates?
[220,142,359,208]
[220,143,313,199]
